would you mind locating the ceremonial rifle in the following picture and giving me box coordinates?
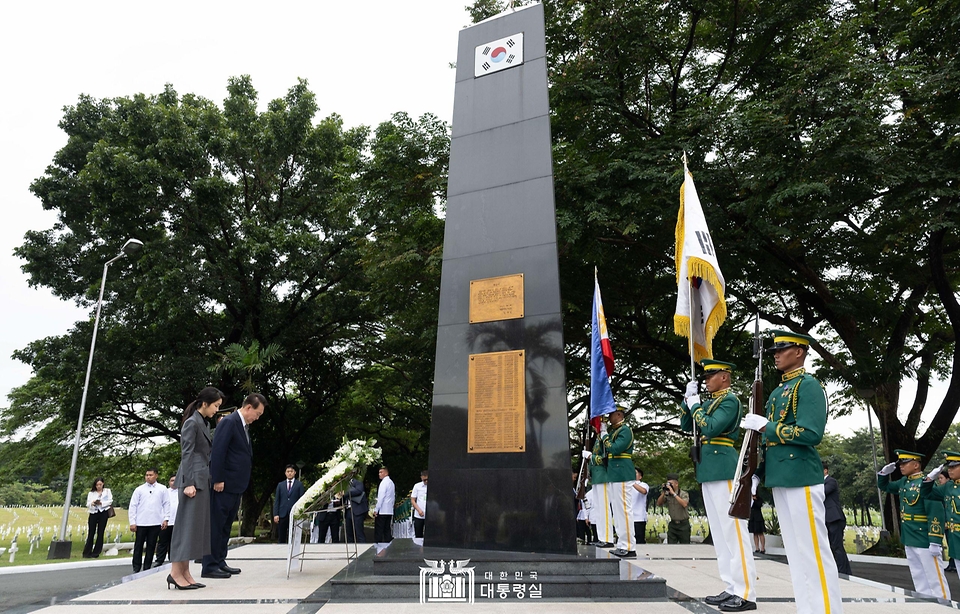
[728,314,764,519]
[576,414,593,499]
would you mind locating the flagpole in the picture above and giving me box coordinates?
[683,156,701,464]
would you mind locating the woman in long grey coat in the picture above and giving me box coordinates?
[168,386,222,589]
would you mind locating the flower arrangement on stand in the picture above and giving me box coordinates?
[292,437,382,520]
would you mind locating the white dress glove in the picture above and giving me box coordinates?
[685,381,699,398]
[930,543,943,558]
[927,464,944,481]
[686,395,701,408]
[581,450,592,460]
[741,414,769,432]
[751,475,761,495]
[599,422,608,434]
[878,462,897,476]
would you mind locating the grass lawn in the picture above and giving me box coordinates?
[0,506,133,567]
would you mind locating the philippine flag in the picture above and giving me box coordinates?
[590,271,616,429]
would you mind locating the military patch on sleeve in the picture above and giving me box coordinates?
[930,517,943,537]
[775,423,805,443]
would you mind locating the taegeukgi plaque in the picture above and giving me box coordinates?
[467,350,525,453]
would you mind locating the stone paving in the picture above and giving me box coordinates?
[16,541,960,613]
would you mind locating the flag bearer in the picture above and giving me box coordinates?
[682,360,757,611]
[602,407,636,558]
[879,449,950,599]
[741,330,843,614]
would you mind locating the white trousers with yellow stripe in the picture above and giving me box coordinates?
[605,480,636,552]
[593,482,614,544]
[772,485,843,614]
[905,545,951,600]
[702,480,757,601]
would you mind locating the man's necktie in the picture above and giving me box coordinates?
[287,480,292,493]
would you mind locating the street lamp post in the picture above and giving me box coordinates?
[49,238,143,560]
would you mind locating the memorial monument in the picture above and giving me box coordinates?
[425,3,577,554]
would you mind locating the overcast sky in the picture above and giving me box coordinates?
[0,1,948,441]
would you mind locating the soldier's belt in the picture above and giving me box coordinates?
[947,521,960,532]
[701,437,735,447]
[610,454,633,459]
[901,513,928,522]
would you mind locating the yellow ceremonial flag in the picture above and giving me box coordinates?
[674,163,726,361]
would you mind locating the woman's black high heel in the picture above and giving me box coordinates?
[167,574,198,590]
[191,582,206,588]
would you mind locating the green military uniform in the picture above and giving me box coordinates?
[879,451,945,549]
[920,451,960,560]
[880,449,950,599]
[601,415,637,554]
[680,389,742,483]
[757,367,827,488]
[587,427,613,544]
[680,359,757,607]
[602,421,635,482]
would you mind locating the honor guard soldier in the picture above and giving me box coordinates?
[583,420,614,547]
[878,450,950,599]
[740,330,843,614]
[922,451,960,581]
[681,360,757,611]
[602,407,636,557]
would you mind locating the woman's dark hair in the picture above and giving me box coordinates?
[89,477,106,492]
[183,386,224,424]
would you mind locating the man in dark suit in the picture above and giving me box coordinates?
[344,477,368,543]
[822,461,852,575]
[273,464,305,543]
[201,393,266,579]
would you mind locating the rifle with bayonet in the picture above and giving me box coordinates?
[728,314,764,519]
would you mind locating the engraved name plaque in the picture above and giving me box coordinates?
[469,274,524,324]
[467,350,525,453]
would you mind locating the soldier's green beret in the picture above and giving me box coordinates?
[767,329,815,352]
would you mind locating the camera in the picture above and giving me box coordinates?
[661,483,672,495]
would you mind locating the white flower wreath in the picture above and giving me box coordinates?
[292,437,382,520]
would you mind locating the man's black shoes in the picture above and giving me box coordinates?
[611,548,637,558]
[704,592,732,605]
[200,569,231,579]
[220,565,241,574]
[594,541,615,548]
[719,596,757,611]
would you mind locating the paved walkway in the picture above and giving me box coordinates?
[9,542,960,613]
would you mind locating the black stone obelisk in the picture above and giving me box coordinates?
[425,3,576,554]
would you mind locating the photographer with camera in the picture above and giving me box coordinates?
[655,473,690,544]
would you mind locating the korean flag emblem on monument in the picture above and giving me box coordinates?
[474,33,524,77]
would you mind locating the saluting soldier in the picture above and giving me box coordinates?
[878,450,950,599]
[603,407,636,557]
[740,330,842,614]
[681,359,757,612]
[921,451,960,581]
[583,421,614,548]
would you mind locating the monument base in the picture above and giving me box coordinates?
[326,539,667,602]
[47,540,72,559]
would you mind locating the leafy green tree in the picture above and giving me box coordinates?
[3,78,448,533]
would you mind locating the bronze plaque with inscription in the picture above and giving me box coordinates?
[467,350,525,453]
[469,274,524,323]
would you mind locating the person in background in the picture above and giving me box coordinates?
[128,467,169,573]
[374,466,396,544]
[168,386,221,590]
[823,461,852,575]
[632,468,649,546]
[273,464,305,544]
[656,473,691,544]
[82,477,113,558]
[411,470,428,546]
[748,493,766,554]
[345,477,369,543]
[155,475,179,566]
[574,472,588,545]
